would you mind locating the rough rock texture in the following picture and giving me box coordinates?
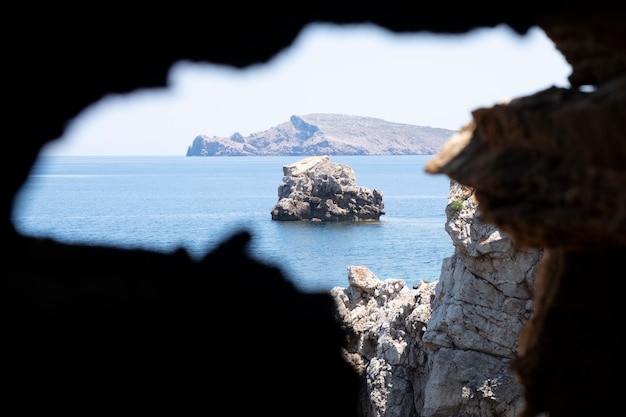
[332,266,437,417]
[6,7,626,417]
[331,182,543,417]
[186,114,453,156]
[271,155,385,221]
[421,182,543,417]
[425,15,626,417]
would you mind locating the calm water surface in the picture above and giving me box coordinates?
[12,155,454,292]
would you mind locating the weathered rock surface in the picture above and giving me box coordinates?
[331,181,543,417]
[8,9,626,417]
[270,155,384,221]
[424,17,626,416]
[186,114,454,156]
[421,181,543,417]
[331,266,437,417]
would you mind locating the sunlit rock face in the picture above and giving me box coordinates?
[331,182,543,417]
[270,155,385,221]
[331,266,437,417]
[421,182,543,417]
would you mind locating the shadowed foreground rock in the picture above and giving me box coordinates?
[4,229,360,416]
[271,155,385,221]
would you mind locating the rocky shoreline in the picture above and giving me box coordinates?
[330,180,543,416]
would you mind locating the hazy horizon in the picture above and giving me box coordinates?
[42,23,571,157]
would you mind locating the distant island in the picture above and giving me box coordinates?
[185,113,456,156]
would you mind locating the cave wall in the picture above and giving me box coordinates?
[5,6,626,417]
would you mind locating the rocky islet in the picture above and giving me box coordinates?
[270,155,385,222]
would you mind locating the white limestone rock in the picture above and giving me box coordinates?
[331,266,437,417]
[329,180,544,417]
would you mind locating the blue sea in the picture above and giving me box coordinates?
[11,155,454,292]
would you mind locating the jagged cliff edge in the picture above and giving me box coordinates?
[330,180,543,417]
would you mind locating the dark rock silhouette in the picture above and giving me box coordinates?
[5,228,359,415]
[5,6,625,417]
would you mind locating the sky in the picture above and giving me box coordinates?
[42,23,572,156]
